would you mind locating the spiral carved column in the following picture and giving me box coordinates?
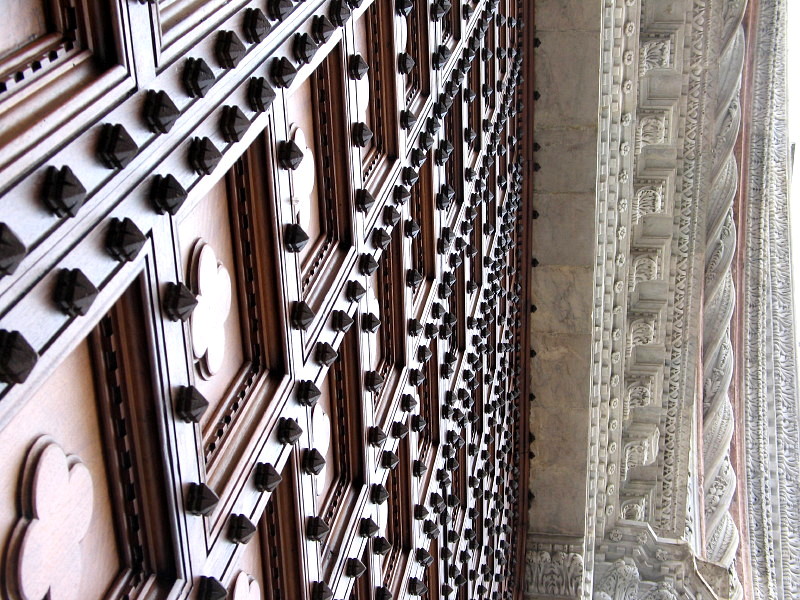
[701,1,746,591]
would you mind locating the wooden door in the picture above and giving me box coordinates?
[0,0,528,598]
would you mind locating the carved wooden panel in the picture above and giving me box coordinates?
[0,1,530,599]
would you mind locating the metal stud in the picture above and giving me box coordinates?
[347,280,367,302]
[359,254,379,275]
[271,57,298,88]
[294,33,318,64]
[374,540,393,558]
[392,421,410,439]
[332,310,354,333]
[362,313,381,333]
[413,460,427,477]
[183,58,215,97]
[268,0,293,20]
[315,342,338,366]
[144,90,180,134]
[296,380,322,406]
[43,166,86,218]
[199,577,227,600]
[307,516,330,541]
[329,0,352,25]
[407,269,423,288]
[220,105,251,143]
[346,558,367,578]
[303,449,327,475]
[365,371,385,393]
[290,301,315,330]
[189,137,222,175]
[416,548,434,566]
[254,462,282,492]
[405,219,421,238]
[352,122,374,147]
[370,483,390,504]
[0,224,25,276]
[372,228,391,250]
[400,110,417,130]
[284,223,310,252]
[383,206,401,227]
[229,514,257,543]
[163,282,197,321]
[0,330,37,384]
[402,167,419,185]
[396,0,414,15]
[187,483,219,515]
[150,174,188,215]
[359,517,380,537]
[244,7,271,42]
[398,53,416,74]
[349,54,369,80]
[312,15,337,43]
[369,426,388,446]
[408,319,423,336]
[430,0,452,21]
[278,140,304,169]
[356,189,376,212]
[248,77,276,112]
[408,577,428,596]
[277,417,303,444]
[176,385,209,423]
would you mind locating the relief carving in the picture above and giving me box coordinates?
[190,241,233,378]
[524,549,583,598]
[6,437,94,600]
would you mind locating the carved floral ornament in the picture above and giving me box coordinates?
[7,437,94,600]
[288,126,316,233]
[191,241,233,378]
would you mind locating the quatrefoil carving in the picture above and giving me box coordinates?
[8,437,94,600]
[190,241,232,378]
[232,571,261,600]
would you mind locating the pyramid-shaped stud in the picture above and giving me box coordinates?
[345,558,367,578]
[0,224,25,276]
[419,132,435,151]
[254,462,282,492]
[383,206,400,227]
[433,100,447,118]
[244,7,271,42]
[284,223,310,252]
[248,77,276,113]
[417,345,432,362]
[369,426,387,446]
[183,57,215,98]
[401,393,418,411]
[441,546,453,560]
[150,174,187,215]
[217,30,246,68]
[356,189,375,212]
[408,577,428,596]
[199,577,227,600]
[43,165,86,218]
[296,380,322,406]
[398,53,415,75]
[312,15,337,43]
[329,0,352,25]
[307,516,330,541]
[352,122,373,147]
[394,185,411,204]
[405,219,421,238]
[372,228,391,250]
[312,582,334,600]
[187,482,219,516]
[436,191,452,211]
[268,0,294,20]
[464,87,477,102]
[425,323,438,338]
[359,517,380,537]
[290,301,315,331]
[303,448,327,475]
[362,313,381,333]
[189,137,222,175]
[432,49,447,70]
[176,385,210,423]
[409,368,425,385]
[98,123,138,170]
[415,548,434,566]
[229,513,257,544]
[349,54,369,80]
[392,421,410,439]
[410,148,426,168]
[220,105,251,143]
[450,253,463,268]
[442,584,454,596]
[413,460,427,477]
[346,280,366,302]
[0,330,37,384]
[364,370,384,393]
[373,538,392,558]
[359,254,379,275]
[406,269,423,288]
[396,0,414,15]
[144,90,180,134]
[400,110,417,130]
[436,140,454,165]
[277,417,303,444]
[414,504,429,520]
[294,33,318,64]
[402,167,419,185]
[423,521,440,539]
[278,139,304,169]
[332,310,354,333]
[408,319,423,337]
[315,342,338,366]
[271,56,298,88]
[163,282,197,321]
[381,450,400,470]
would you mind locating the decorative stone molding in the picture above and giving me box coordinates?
[524,537,585,599]
[741,0,800,598]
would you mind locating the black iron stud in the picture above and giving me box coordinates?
[303,449,327,475]
[0,331,36,384]
[183,58,215,97]
[359,517,380,537]
[199,577,227,600]
[144,90,180,134]
[187,483,219,515]
[254,462,282,492]
[372,228,391,250]
[43,166,86,218]
[373,540,392,556]
[249,77,276,112]
[244,7,271,42]
[346,558,367,578]
[352,122,374,147]
[359,254,379,275]
[347,280,367,302]
[284,223,310,252]
[220,105,251,142]
[294,33,318,64]
[278,140,304,169]
[189,137,222,175]
[277,417,303,444]
[356,189,375,212]
[216,31,246,68]
[272,57,298,88]
[307,517,330,541]
[0,225,25,276]
[229,514,257,543]
[362,313,381,333]
[151,174,188,215]
[329,0,351,25]
[312,16,336,43]
[396,0,414,15]
[365,371,385,393]
[315,342,338,366]
[268,0,294,20]
[290,301,315,330]
[176,385,209,423]
[163,282,197,321]
[398,53,416,74]
[349,54,369,80]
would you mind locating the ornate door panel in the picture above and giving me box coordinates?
[0,0,528,599]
